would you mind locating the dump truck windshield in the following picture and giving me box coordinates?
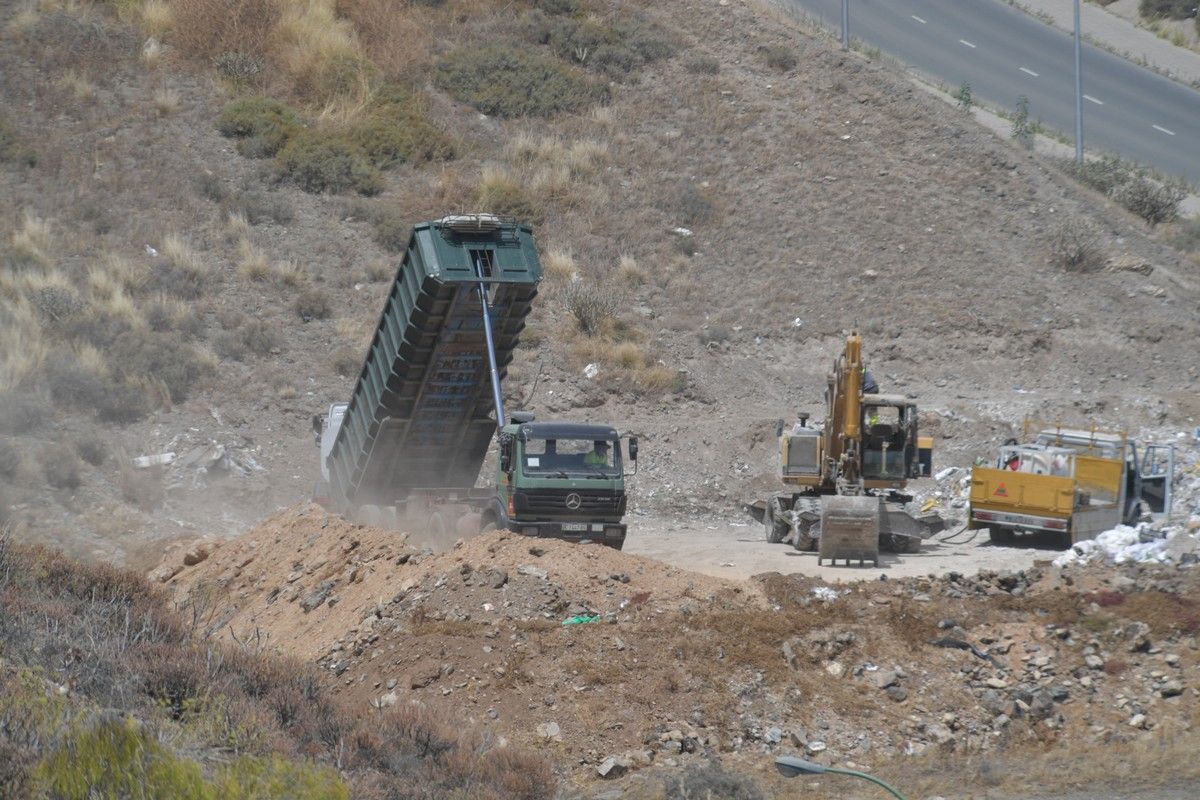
[523,437,621,477]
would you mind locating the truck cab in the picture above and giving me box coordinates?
[489,418,635,549]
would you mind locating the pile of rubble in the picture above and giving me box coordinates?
[159,504,1200,790]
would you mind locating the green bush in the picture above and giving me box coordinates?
[0,118,36,167]
[0,438,21,480]
[475,174,543,226]
[1062,157,1186,225]
[275,131,381,195]
[0,392,49,434]
[40,441,82,490]
[1139,0,1196,19]
[761,44,797,72]
[107,329,212,404]
[528,12,674,78]
[216,97,302,158]
[214,756,348,800]
[436,46,607,117]
[294,289,332,321]
[349,94,456,169]
[76,435,107,467]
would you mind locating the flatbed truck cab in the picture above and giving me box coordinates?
[969,426,1173,548]
[488,417,635,549]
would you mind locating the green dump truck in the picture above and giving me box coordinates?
[312,215,635,549]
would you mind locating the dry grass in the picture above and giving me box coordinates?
[271,259,307,287]
[139,0,174,38]
[541,247,577,281]
[8,213,54,270]
[236,236,270,281]
[0,299,47,391]
[56,70,97,101]
[152,86,179,115]
[616,254,644,284]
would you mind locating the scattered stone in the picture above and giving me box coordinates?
[183,540,216,567]
[597,756,631,779]
[875,670,899,689]
[536,722,562,742]
[765,726,782,744]
[376,691,397,709]
[985,677,1009,690]
[518,564,549,580]
[489,569,508,589]
[409,664,442,689]
[885,685,908,702]
[300,580,336,613]
[1160,680,1184,698]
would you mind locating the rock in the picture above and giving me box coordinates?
[875,670,899,689]
[489,569,508,589]
[927,723,954,744]
[985,677,1009,690]
[409,664,442,689]
[1160,680,1184,698]
[376,691,397,708]
[1129,713,1147,728]
[886,685,908,702]
[528,546,546,557]
[765,727,782,745]
[825,661,845,678]
[627,749,654,767]
[1084,654,1105,670]
[1123,622,1152,652]
[782,638,802,670]
[805,740,827,755]
[597,756,631,779]
[301,580,336,613]
[979,689,1008,716]
[790,728,808,747]
[148,563,183,583]
[517,564,549,580]
[183,540,216,566]
[536,722,562,742]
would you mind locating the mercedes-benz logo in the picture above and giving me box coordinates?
[564,493,582,510]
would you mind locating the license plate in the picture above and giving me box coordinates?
[561,523,588,532]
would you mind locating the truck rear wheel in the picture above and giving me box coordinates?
[988,526,1015,546]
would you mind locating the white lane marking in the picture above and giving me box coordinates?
[912,14,927,23]
[1019,67,1039,77]
[1083,94,1104,105]
[959,39,976,48]
[1152,124,1176,136]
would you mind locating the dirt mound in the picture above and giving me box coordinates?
[162,504,755,661]
[162,505,1200,794]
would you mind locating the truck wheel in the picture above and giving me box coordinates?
[988,526,1015,546]
[763,499,789,544]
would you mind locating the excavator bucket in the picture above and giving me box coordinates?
[818,496,881,566]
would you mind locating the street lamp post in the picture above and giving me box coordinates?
[775,756,909,800]
[841,0,850,50]
[1073,0,1084,162]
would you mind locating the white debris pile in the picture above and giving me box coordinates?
[133,434,266,490]
[1055,435,1200,568]
[913,466,972,517]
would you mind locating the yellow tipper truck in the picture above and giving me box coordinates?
[968,424,1174,548]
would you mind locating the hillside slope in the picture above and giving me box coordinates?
[0,0,1196,561]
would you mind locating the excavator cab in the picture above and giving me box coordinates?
[860,397,919,484]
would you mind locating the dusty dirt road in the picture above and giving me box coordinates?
[625,513,1054,582]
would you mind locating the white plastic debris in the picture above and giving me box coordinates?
[811,586,842,602]
[792,317,803,328]
[132,452,175,468]
[144,244,159,257]
[583,363,600,379]
[670,226,694,237]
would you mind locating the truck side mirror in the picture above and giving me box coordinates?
[498,434,513,473]
[628,437,638,461]
[312,415,323,435]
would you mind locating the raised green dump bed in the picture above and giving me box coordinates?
[326,217,541,509]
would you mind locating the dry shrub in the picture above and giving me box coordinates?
[0,391,49,434]
[336,0,436,83]
[7,213,54,270]
[561,280,620,335]
[76,435,107,467]
[168,0,281,67]
[224,190,295,225]
[148,234,208,298]
[348,84,456,168]
[41,441,83,490]
[152,87,180,115]
[272,260,307,287]
[329,346,360,376]
[1050,220,1105,273]
[0,118,37,167]
[683,53,720,74]
[107,328,213,404]
[295,288,333,321]
[760,43,797,71]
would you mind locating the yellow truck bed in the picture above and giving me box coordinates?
[970,467,1075,518]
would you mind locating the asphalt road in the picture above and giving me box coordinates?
[781,0,1200,184]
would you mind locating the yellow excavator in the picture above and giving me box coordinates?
[747,333,936,566]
